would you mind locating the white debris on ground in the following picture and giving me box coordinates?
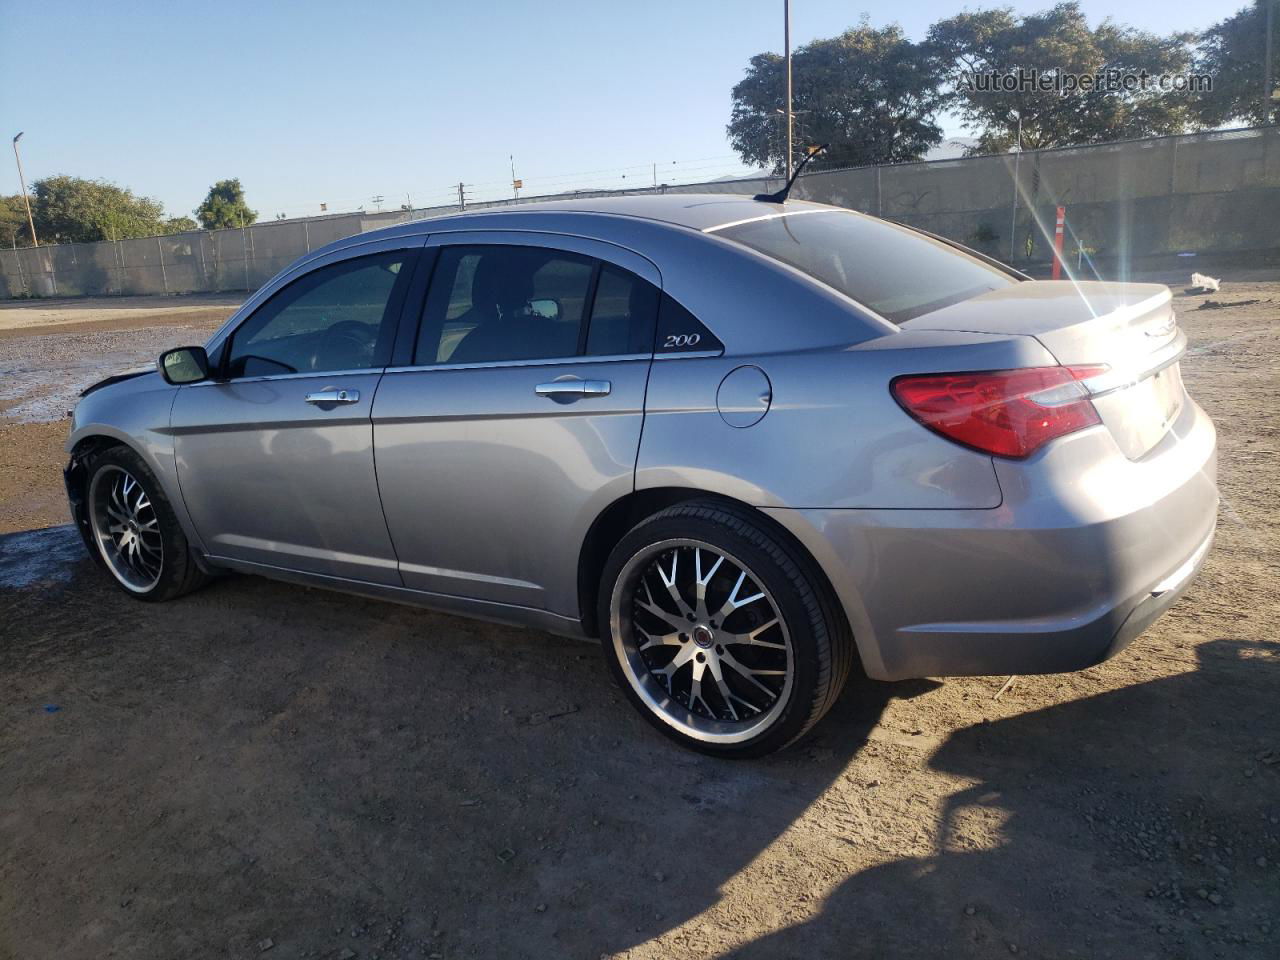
[1189,272,1222,293]
[0,325,202,425]
[0,525,84,589]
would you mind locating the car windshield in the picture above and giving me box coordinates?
[716,210,1016,324]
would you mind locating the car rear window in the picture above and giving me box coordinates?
[715,211,1015,324]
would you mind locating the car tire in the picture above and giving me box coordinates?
[83,444,209,602]
[598,499,854,757]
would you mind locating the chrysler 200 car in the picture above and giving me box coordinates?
[65,194,1218,756]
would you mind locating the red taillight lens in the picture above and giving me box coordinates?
[891,366,1107,459]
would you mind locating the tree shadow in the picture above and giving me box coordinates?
[720,638,1279,958]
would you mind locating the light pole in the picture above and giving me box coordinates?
[784,0,793,181]
[1266,0,1275,125]
[1008,113,1022,262]
[11,132,38,246]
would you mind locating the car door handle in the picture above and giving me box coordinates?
[304,388,360,405]
[534,380,611,398]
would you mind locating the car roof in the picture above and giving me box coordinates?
[402,193,839,234]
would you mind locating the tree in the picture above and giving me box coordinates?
[929,2,1196,154]
[31,176,168,244]
[1193,1,1280,126]
[0,194,32,247]
[728,22,947,172]
[161,216,198,235]
[194,179,257,230]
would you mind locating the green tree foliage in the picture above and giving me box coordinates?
[30,176,169,243]
[929,3,1196,154]
[1193,1,1280,126]
[728,22,946,171]
[161,216,198,235]
[0,194,32,246]
[194,179,257,230]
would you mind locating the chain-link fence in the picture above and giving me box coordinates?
[2,126,1275,299]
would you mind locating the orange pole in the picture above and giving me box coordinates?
[1052,206,1066,280]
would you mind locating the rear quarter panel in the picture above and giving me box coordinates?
[637,330,1057,510]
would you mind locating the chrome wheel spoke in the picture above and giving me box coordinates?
[657,644,696,680]
[656,551,696,620]
[635,580,690,632]
[704,657,744,721]
[723,617,787,650]
[715,570,765,621]
[693,548,723,619]
[686,667,709,715]
[636,625,683,651]
[719,648,783,698]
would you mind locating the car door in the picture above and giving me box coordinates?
[372,232,659,617]
[171,238,425,584]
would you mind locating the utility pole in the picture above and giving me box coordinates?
[11,132,37,246]
[1008,112,1022,262]
[510,155,521,199]
[371,194,384,212]
[457,182,467,211]
[1266,0,1276,125]
[784,0,794,181]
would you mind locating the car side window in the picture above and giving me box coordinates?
[416,245,595,365]
[226,251,409,378]
[585,266,659,356]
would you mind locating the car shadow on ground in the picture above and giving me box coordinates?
[1,527,1275,959]
[719,638,1279,959]
[0,527,907,958]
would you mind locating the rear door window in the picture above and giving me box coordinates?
[585,265,659,356]
[416,246,594,365]
[715,211,1014,323]
[415,246,665,364]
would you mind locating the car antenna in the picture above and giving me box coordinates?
[754,144,830,204]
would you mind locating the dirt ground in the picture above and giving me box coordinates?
[1,283,1277,960]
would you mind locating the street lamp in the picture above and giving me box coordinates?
[784,0,793,180]
[11,132,38,246]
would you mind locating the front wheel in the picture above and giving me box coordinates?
[598,501,854,757]
[84,445,208,602]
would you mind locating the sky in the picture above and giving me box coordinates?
[0,0,1231,220]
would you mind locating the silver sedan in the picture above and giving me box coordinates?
[64,195,1218,756]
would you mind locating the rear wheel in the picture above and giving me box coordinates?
[85,445,208,602]
[599,501,853,757]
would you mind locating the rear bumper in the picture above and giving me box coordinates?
[764,395,1218,681]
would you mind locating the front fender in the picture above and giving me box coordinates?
[66,374,207,555]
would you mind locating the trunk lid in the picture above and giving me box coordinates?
[902,280,1185,459]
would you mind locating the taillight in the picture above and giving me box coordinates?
[891,365,1109,459]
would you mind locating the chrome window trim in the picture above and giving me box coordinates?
[419,228,662,288]
[652,349,724,361]
[184,367,382,388]
[383,352,651,375]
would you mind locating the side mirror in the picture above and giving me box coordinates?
[158,346,210,385]
[528,298,561,322]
